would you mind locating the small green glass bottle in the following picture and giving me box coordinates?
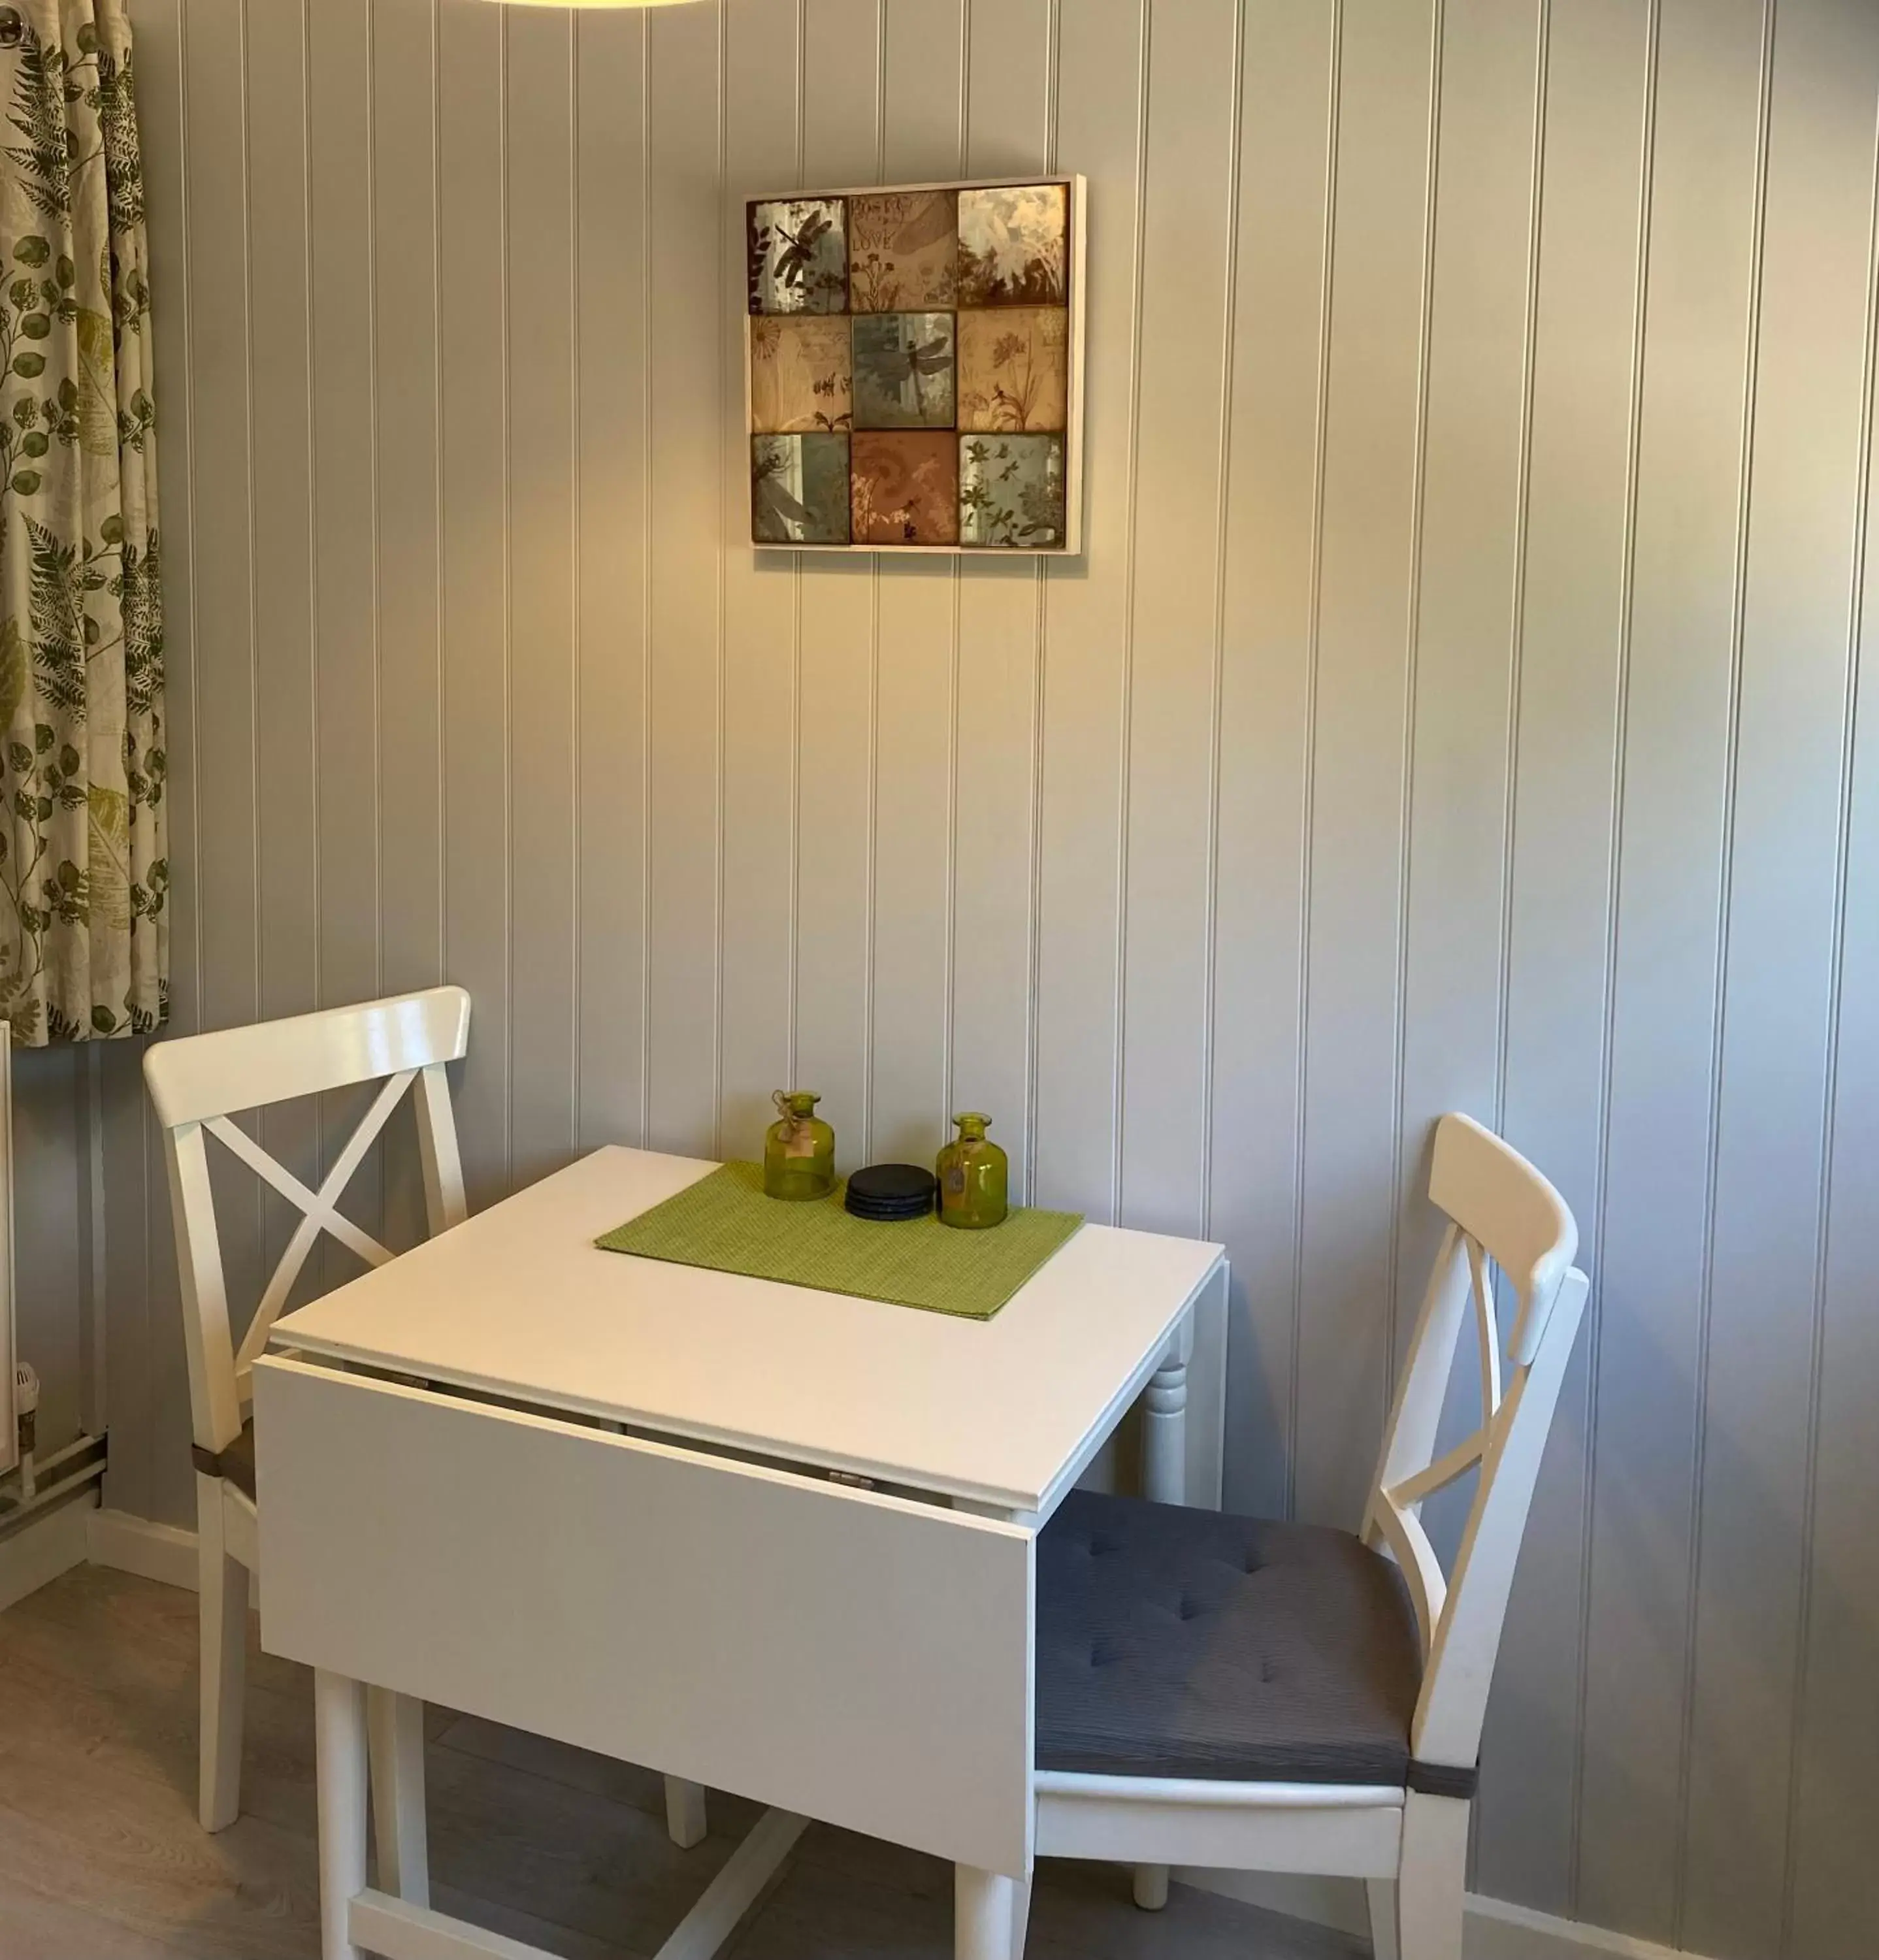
[764,1090,836,1201]
[936,1112,1007,1229]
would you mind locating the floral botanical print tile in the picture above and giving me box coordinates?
[749,316,853,433]
[752,433,851,544]
[959,433,1066,547]
[852,431,960,546]
[956,306,1069,433]
[956,183,1068,306]
[748,198,848,315]
[849,189,958,311]
[851,311,956,430]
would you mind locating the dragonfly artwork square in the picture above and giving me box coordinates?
[751,433,851,545]
[744,179,1083,551]
[748,198,849,315]
[851,312,956,430]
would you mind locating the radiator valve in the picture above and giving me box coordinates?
[14,1360,37,1499]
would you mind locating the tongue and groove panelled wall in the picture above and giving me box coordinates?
[92,3,1879,1957]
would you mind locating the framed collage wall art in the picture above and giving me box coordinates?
[745,175,1087,555]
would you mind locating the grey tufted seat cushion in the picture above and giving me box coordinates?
[1035,1488,1423,1786]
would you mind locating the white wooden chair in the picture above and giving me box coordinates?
[1021,1113,1589,1960]
[144,987,473,1887]
[146,986,713,1870]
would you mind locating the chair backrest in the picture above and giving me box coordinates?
[1362,1112,1590,1774]
[144,987,472,1458]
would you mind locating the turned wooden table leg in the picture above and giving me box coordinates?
[314,1669,369,1960]
[1141,1325,1190,1507]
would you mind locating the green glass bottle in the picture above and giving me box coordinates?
[764,1090,836,1201]
[936,1112,1007,1230]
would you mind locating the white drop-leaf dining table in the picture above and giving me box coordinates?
[253,1145,1228,1960]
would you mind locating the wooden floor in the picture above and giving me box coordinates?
[0,1563,1365,1960]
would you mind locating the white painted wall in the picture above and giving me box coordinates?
[99,1,1878,1955]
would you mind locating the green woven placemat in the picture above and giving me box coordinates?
[595,1162,1083,1320]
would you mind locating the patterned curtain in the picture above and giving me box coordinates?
[0,0,163,1045]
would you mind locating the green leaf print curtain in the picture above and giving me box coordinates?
[0,0,164,1045]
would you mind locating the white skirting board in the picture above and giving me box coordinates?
[66,1511,1708,1960]
[1178,1870,1722,1960]
[86,1505,201,1592]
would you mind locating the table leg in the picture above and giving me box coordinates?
[314,1669,369,1960]
[665,1775,709,1849]
[1136,1315,1192,1914]
[956,1865,1017,1960]
[1141,1318,1191,1507]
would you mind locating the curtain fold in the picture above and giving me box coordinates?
[0,0,164,1044]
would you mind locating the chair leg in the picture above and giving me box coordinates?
[1367,1878,1401,1960]
[1395,1791,1469,1960]
[1132,1863,1170,1910]
[366,1689,430,1906]
[955,1865,1016,1960]
[1011,1872,1034,1956]
[664,1774,709,1848]
[196,1473,248,1833]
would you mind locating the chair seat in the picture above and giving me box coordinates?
[191,1419,257,1501]
[1035,1489,1422,1786]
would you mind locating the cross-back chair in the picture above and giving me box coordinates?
[144,986,474,1885]
[1021,1112,1590,1960]
[145,985,712,1875]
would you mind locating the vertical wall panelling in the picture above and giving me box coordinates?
[1786,101,1879,1957]
[7,1054,84,1460]
[310,4,382,1032]
[114,0,1879,1937]
[717,1,802,1161]
[178,0,256,1049]
[1031,0,1144,1219]
[1117,0,1240,1239]
[99,1042,151,1512]
[372,0,445,1011]
[135,0,221,1527]
[790,0,879,1169]
[1393,0,1540,1362]
[1680,5,1879,1955]
[1480,0,1651,1916]
[371,0,448,1252]
[236,0,319,1290]
[1577,0,1769,1943]
[310,0,392,1280]
[178,0,263,1343]
[947,0,1053,1192]
[1293,0,1438,1531]
[1209,0,1337,1519]
[573,8,650,1155]
[436,0,512,1212]
[503,9,580,1186]
[866,0,965,1169]
[643,1,722,1157]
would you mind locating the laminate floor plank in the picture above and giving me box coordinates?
[0,1565,1347,1960]
[0,1884,195,1960]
